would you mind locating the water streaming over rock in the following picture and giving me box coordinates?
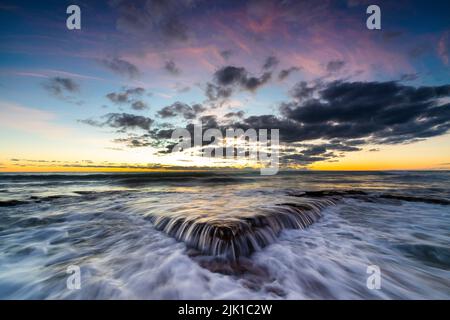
[150,198,336,259]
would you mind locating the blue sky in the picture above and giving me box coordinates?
[0,0,449,171]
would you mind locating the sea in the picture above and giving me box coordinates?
[0,171,449,299]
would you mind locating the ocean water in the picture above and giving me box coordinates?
[0,171,449,299]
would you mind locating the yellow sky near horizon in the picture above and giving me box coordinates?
[2,132,449,172]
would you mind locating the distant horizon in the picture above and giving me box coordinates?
[1,168,450,174]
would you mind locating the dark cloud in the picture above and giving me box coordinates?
[131,101,149,111]
[278,67,300,80]
[80,113,154,132]
[164,60,181,75]
[215,66,247,86]
[215,66,272,91]
[281,153,329,165]
[262,56,280,70]
[126,87,145,95]
[207,65,271,100]
[110,0,193,42]
[113,133,153,148]
[148,80,450,165]
[146,114,222,155]
[245,80,450,145]
[106,92,129,104]
[289,81,320,101]
[279,141,361,165]
[205,83,233,101]
[157,102,205,119]
[104,113,153,131]
[106,87,148,111]
[326,60,346,73]
[100,58,140,79]
[273,139,361,165]
[245,73,271,91]
[197,115,219,129]
[106,87,145,104]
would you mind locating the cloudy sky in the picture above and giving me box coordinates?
[0,0,449,171]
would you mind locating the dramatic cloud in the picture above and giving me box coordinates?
[100,58,140,79]
[164,60,181,75]
[157,102,205,119]
[80,113,154,132]
[237,80,450,145]
[141,79,450,165]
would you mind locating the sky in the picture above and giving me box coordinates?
[0,0,449,172]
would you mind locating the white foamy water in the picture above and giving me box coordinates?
[0,171,449,299]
